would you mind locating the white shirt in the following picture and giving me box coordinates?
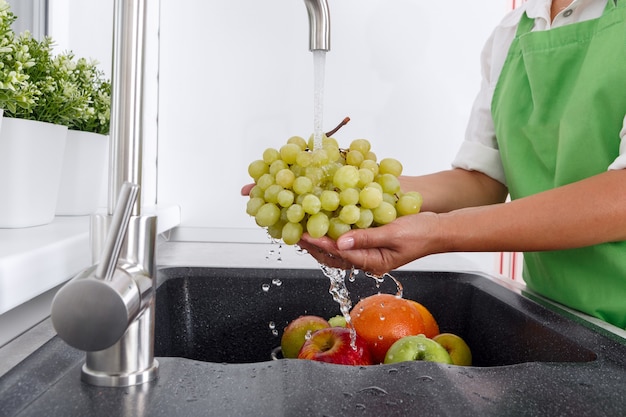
[452,0,626,185]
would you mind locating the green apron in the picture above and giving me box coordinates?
[492,0,626,328]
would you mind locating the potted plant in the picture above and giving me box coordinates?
[0,0,111,225]
[55,54,111,216]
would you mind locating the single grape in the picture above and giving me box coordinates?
[256,203,281,227]
[262,148,280,165]
[282,222,303,245]
[349,138,371,156]
[246,197,265,216]
[248,160,269,181]
[359,186,383,209]
[275,168,295,188]
[277,189,295,208]
[328,217,352,240]
[355,208,374,229]
[320,190,340,211]
[256,173,275,190]
[372,201,397,225]
[376,173,401,194]
[263,184,283,204]
[357,168,375,188]
[379,157,403,176]
[346,150,364,167]
[296,150,313,167]
[307,212,330,238]
[280,143,301,164]
[396,193,423,216]
[286,204,305,223]
[302,194,322,215]
[293,176,313,195]
[383,192,397,205]
[287,135,308,151]
[333,165,360,190]
[249,185,264,199]
[269,159,289,176]
[339,204,360,224]
[360,159,379,176]
[267,220,285,239]
[339,188,360,206]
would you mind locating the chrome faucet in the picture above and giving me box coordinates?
[304,0,331,51]
[50,0,158,387]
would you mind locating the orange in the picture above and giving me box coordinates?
[349,293,425,363]
[407,300,440,339]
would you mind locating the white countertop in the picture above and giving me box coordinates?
[0,205,181,315]
[0,216,91,315]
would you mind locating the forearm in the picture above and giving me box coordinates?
[400,168,508,213]
[438,169,626,253]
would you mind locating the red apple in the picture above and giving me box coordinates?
[280,315,330,359]
[297,327,373,365]
[432,333,472,366]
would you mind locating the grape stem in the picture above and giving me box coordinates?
[325,117,351,137]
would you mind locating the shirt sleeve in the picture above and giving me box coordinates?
[608,115,626,170]
[451,27,508,185]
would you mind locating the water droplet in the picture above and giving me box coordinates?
[272,278,282,286]
[387,368,398,374]
[272,329,279,336]
[268,321,276,329]
[261,283,270,292]
[378,335,384,340]
[379,314,385,321]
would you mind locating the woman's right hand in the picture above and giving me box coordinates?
[241,183,255,196]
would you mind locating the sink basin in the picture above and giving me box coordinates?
[2,266,626,417]
[154,267,597,365]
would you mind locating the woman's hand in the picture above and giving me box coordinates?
[298,212,442,276]
[241,183,255,196]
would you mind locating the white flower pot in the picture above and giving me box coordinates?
[55,130,108,216]
[0,114,68,228]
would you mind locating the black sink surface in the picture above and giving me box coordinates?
[1,267,626,416]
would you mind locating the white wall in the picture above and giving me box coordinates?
[157,0,508,242]
[48,0,514,273]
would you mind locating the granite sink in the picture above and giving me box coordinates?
[1,266,625,416]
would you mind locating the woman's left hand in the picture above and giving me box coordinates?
[298,212,442,276]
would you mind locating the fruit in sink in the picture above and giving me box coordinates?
[433,333,472,366]
[245,130,422,243]
[350,293,426,364]
[383,334,453,365]
[328,315,347,328]
[281,315,330,359]
[298,327,373,366]
[407,300,440,339]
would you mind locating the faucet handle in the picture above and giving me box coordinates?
[96,182,139,281]
[51,182,142,352]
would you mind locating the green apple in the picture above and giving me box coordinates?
[280,315,330,358]
[432,333,472,366]
[383,334,453,365]
[328,315,347,328]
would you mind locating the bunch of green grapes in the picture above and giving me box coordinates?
[246,135,422,245]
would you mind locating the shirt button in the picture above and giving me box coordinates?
[563,9,573,17]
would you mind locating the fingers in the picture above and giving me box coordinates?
[297,236,353,270]
[241,183,255,196]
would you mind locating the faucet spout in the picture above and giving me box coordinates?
[304,0,330,51]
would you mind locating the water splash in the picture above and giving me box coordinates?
[365,271,404,298]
